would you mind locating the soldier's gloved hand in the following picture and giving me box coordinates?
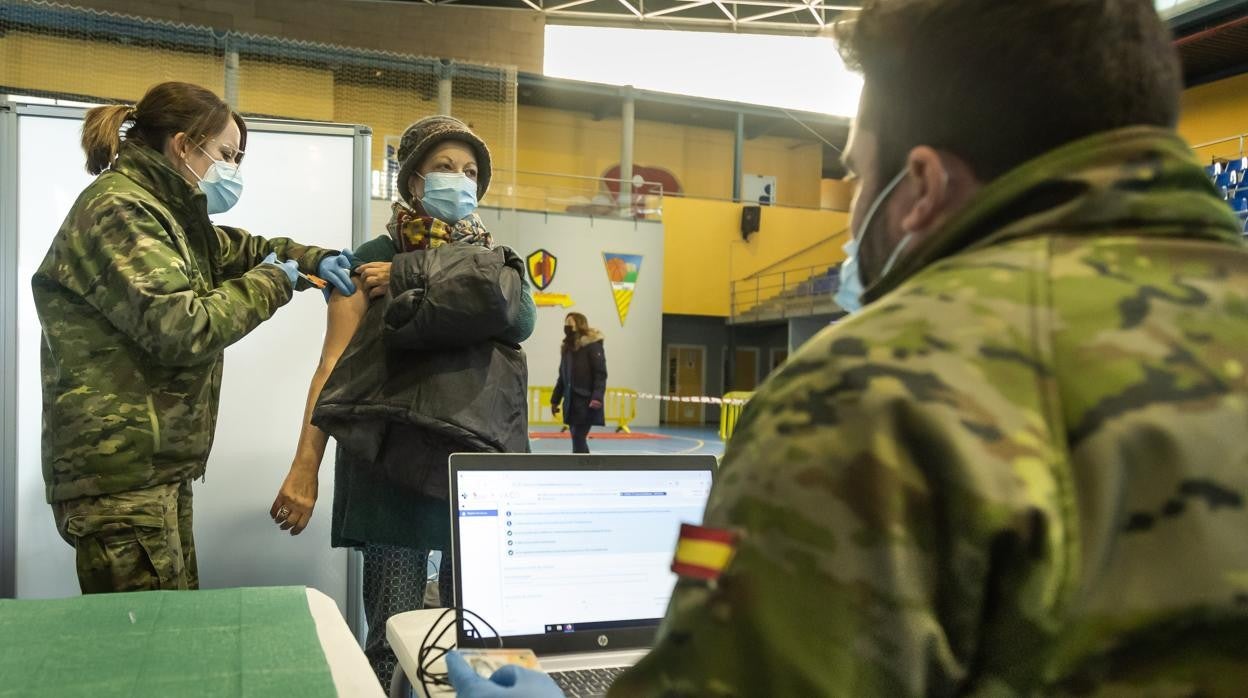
[317,250,356,298]
[446,651,565,698]
[262,252,299,287]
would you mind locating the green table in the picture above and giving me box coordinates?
[0,586,337,697]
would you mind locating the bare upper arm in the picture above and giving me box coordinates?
[321,289,368,367]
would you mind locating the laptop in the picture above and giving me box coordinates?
[449,453,717,698]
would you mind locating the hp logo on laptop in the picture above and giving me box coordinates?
[597,635,609,647]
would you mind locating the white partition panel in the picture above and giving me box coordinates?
[14,112,96,600]
[196,126,355,613]
[10,105,366,614]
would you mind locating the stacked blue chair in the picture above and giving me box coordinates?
[1204,159,1248,235]
[1229,159,1248,234]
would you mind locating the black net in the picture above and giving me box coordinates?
[0,0,517,205]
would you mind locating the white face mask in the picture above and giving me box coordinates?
[835,168,909,313]
[186,143,244,214]
[418,171,478,223]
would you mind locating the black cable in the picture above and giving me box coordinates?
[416,608,457,694]
[415,606,506,695]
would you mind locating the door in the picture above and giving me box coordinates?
[768,348,789,377]
[666,345,706,425]
[731,347,760,392]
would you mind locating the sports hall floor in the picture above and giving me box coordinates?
[528,426,725,457]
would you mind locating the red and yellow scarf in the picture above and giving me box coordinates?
[386,201,493,252]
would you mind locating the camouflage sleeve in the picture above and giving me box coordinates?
[59,193,295,366]
[212,225,336,279]
[613,256,1066,696]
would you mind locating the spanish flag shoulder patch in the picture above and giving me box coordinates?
[671,523,738,581]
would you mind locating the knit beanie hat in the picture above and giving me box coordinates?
[395,115,492,206]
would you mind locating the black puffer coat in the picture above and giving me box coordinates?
[552,330,607,427]
[313,243,532,496]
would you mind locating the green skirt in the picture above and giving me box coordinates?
[330,446,451,551]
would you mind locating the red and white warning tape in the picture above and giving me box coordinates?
[632,392,752,407]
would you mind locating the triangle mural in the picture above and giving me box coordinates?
[602,252,643,326]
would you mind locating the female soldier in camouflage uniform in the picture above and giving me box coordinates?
[32,81,356,595]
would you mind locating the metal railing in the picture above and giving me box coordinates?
[1192,132,1248,161]
[740,228,848,282]
[730,264,844,324]
[489,170,664,220]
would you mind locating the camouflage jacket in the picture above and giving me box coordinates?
[32,143,335,503]
[614,127,1248,696]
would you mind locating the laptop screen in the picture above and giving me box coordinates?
[454,467,713,643]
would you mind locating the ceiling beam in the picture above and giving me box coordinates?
[615,0,644,17]
[644,0,711,18]
[806,0,824,26]
[546,0,596,10]
[739,4,804,22]
[517,6,842,31]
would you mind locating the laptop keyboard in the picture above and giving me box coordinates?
[549,666,627,697]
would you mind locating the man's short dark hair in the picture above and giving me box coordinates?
[837,0,1183,181]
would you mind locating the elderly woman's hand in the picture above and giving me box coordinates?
[271,461,319,536]
[356,262,392,300]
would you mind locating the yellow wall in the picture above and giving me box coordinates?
[516,105,824,207]
[56,0,547,73]
[0,33,223,101]
[1181,73,1248,162]
[0,28,509,182]
[663,198,849,316]
[820,178,854,211]
[238,64,336,122]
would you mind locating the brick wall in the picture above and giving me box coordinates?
[59,0,545,71]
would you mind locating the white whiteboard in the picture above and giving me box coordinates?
[13,110,361,614]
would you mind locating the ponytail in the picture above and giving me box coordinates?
[79,82,245,177]
[81,104,136,175]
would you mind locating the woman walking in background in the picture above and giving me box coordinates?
[552,313,607,454]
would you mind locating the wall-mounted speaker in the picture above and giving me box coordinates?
[741,205,761,239]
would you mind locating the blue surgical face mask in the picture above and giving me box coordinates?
[835,168,911,314]
[188,144,244,214]
[419,171,478,224]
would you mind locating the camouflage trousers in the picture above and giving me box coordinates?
[53,479,198,594]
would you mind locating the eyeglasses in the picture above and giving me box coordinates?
[203,138,245,166]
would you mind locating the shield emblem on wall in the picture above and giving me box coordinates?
[527,249,558,291]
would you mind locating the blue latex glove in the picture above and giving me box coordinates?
[446,651,565,698]
[261,252,298,287]
[318,249,356,297]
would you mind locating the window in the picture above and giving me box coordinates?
[544,25,863,117]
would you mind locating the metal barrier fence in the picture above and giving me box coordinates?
[0,0,517,204]
[718,391,754,441]
[528,387,638,434]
